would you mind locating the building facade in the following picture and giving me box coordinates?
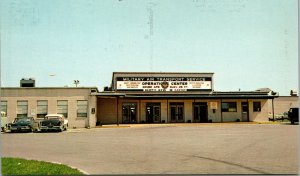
[1,72,296,127]
[0,87,98,128]
[95,72,278,125]
[269,96,299,117]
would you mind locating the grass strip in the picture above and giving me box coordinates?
[1,157,84,175]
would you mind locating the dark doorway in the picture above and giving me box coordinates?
[146,103,161,123]
[241,102,249,122]
[122,103,137,123]
[193,102,208,122]
[170,103,184,122]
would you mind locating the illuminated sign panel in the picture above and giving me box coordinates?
[116,77,212,91]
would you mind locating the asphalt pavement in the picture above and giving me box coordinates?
[1,123,299,174]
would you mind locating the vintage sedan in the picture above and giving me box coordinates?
[10,117,40,132]
[40,114,68,132]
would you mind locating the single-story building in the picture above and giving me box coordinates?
[95,72,279,125]
[1,72,296,128]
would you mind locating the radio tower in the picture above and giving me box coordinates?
[147,2,155,71]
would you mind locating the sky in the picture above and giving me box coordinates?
[0,0,298,95]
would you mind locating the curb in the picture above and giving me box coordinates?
[51,161,89,175]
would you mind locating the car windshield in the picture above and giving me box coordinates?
[46,116,61,120]
[15,118,31,122]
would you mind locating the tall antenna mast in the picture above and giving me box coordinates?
[147,2,156,71]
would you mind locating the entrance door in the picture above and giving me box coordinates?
[122,103,137,123]
[193,103,208,122]
[170,103,184,122]
[241,102,249,122]
[146,103,161,123]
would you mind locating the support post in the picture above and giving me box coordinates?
[247,99,249,122]
[272,98,275,121]
[167,99,169,123]
[139,99,141,123]
[221,99,223,122]
[117,96,119,126]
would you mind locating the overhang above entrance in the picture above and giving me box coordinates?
[93,91,278,99]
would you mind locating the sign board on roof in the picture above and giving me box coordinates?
[116,77,212,91]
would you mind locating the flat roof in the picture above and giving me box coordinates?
[1,87,100,92]
[113,72,214,74]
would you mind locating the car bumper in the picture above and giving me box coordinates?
[10,126,31,132]
[40,126,63,131]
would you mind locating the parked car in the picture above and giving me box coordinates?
[288,107,299,124]
[40,114,68,132]
[10,117,40,132]
[1,111,9,132]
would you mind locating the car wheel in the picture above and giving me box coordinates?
[291,120,295,124]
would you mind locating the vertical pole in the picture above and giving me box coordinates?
[247,99,249,122]
[272,98,275,121]
[117,96,119,126]
[167,99,169,123]
[193,99,195,122]
[139,99,141,123]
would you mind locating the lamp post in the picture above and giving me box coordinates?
[74,80,80,87]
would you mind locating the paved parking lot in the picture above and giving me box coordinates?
[1,124,299,174]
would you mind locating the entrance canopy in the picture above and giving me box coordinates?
[93,91,278,99]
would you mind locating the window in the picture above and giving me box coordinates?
[57,100,68,118]
[17,101,28,117]
[77,100,88,117]
[0,101,7,114]
[253,102,261,112]
[37,101,48,118]
[221,102,237,112]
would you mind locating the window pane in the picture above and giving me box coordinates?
[77,113,87,117]
[17,101,28,106]
[57,100,68,118]
[78,108,87,113]
[77,100,87,117]
[58,100,68,106]
[0,101,7,106]
[253,102,261,112]
[37,101,47,106]
[17,101,28,115]
[77,101,88,105]
[222,102,236,112]
[228,102,237,112]
[0,101,7,113]
[37,101,48,114]
[222,103,229,109]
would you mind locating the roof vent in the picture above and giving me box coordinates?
[20,78,35,87]
[91,89,97,93]
[290,90,298,96]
